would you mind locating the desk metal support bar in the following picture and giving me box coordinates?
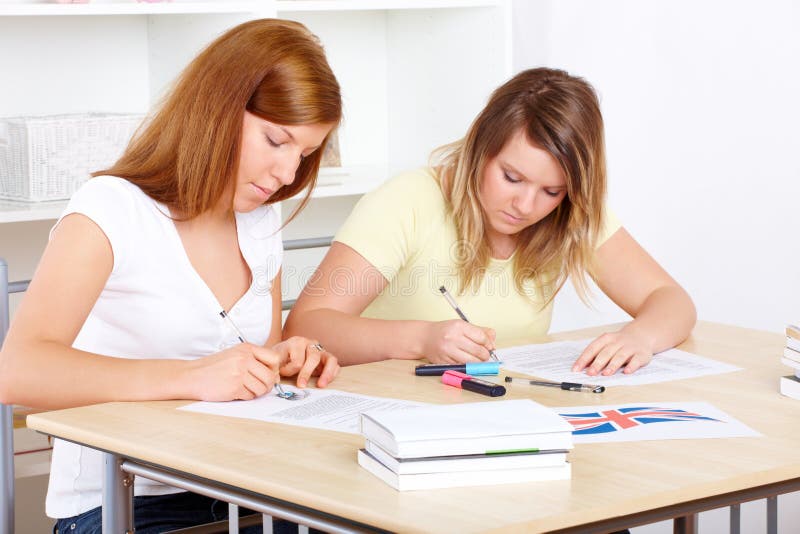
[767,496,777,534]
[103,453,134,534]
[730,503,740,534]
[0,259,14,534]
[282,237,333,252]
[122,460,379,534]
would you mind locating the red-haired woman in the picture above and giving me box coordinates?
[0,19,341,533]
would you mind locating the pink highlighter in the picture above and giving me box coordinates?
[442,370,506,397]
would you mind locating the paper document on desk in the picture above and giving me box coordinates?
[553,401,760,443]
[497,339,741,386]
[180,387,427,435]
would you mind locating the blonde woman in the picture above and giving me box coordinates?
[285,67,696,376]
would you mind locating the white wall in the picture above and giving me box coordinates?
[513,0,800,335]
[511,1,800,532]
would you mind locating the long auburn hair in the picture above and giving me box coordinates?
[95,19,342,221]
[433,68,607,304]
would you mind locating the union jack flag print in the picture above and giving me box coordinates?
[559,406,720,435]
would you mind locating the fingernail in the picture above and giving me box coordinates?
[298,380,307,388]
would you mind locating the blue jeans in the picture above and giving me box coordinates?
[53,491,305,534]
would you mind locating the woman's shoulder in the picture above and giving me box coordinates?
[72,175,150,208]
[381,167,441,192]
[370,167,445,212]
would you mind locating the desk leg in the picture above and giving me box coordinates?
[228,503,239,533]
[730,504,740,534]
[767,496,777,534]
[262,514,273,534]
[102,453,133,534]
[673,514,697,534]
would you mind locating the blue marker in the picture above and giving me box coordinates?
[414,362,501,376]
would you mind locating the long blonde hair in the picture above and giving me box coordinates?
[94,19,342,223]
[433,68,606,304]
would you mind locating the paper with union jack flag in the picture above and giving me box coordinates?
[553,402,760,443]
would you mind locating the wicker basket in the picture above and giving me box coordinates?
[0,113,144,201]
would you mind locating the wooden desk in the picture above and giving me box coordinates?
[27,322,800,533]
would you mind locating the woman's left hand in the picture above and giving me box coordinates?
[571,329,654,376]
[271,336,340,388]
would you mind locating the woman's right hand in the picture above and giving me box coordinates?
[422,320,496,364]
[184,343,284,401]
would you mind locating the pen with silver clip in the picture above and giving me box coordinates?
[219,310,295,399]
[504,376,605,393]
[438,286,499,362]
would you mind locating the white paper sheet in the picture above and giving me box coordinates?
[180,386,428,435]
[497,339,741,386]
[552,401,760,443]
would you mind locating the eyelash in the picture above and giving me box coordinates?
[505,172,561,197]
[266,134,309,162]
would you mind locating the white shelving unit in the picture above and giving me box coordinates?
[0,0,511,223]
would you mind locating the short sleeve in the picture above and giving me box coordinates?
[596,206,622,248]
[335,169,443,281]
[50,176,137,275]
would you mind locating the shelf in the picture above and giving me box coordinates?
[299,165,386,200]
[13,423,52,479]
[0,167,384,223]
[14,449,52,479]
[0,1,259,17]
[0,0,502,17]
[276,0,502,12]
[0,199,66,224]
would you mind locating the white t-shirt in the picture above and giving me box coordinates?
[45,176,282,519]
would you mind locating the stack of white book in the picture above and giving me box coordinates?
[357,399,573,491]
[780,324,800,399]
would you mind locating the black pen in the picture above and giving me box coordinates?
[438,286,499,362]
[504,376,605,393]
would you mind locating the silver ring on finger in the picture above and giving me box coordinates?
[311,343,324,351]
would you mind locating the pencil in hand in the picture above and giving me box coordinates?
[438,286,499,362]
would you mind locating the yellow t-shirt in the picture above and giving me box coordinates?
[334,168,621,343]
